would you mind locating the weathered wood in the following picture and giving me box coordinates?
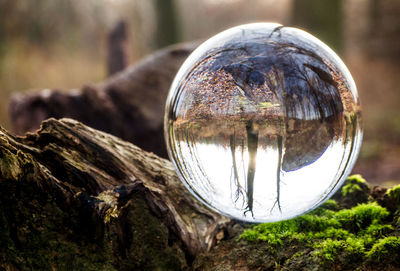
[9,42,198,158]
[0,118,229,270]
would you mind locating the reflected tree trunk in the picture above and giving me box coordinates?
[273,135,283,213]
[245,121,258,217]
[230,131,245,203]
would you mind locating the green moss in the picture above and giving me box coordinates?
[387,184,400,207]
[342,183,362,196]
[347,174,367,184]
[1,178,186,270]
[112,193,186,271]
[198,179,400,270]
[312,227,351,240]
[239,201,395,265]
[309,199,339,216]
[366,236,400,262]
[240,202,389,243]
[0,193,116,270]
[239,210,341,247]
[0,147,27,180]
[363,224,394,237]
[334,174,371,208]
[335,202,389,232]
[320,199,339,211]
[313,238,364,262]
[342,174,367,196]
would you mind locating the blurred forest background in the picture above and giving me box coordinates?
[0,0,399,186]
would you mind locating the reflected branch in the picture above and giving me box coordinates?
[230,131,246,203]
[271,135,283,213]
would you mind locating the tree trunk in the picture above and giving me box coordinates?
[107,20,129,76]
[153,0,180,49]
[291,0,342,52]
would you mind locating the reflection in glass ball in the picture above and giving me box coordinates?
[164,23,362,222]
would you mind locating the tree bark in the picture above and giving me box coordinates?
[0,118,230,270]
[9,41,198,158]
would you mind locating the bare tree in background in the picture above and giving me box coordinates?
[153,0,180,49]
[291,0,342,52]
[365,0,400,61]
[107,20,129,76]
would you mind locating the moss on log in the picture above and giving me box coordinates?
[194,177,400,271]
[0,118,229,270]
[0,118,399,270]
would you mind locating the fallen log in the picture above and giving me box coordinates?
[0,118,229,270]
[1,119,399,270]
[9,42,198,158]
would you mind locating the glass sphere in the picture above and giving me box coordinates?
[164,23,362,223]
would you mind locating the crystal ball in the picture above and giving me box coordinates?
[164,23,362,222]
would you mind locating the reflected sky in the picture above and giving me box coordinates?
[173,122,360,222]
